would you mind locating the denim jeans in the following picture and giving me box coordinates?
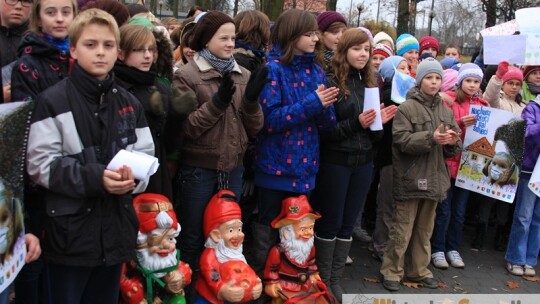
[177,165,243,269]
[431,182,470,253]
[311,162,373,240]
[45,263,121,304]
[505,177,540,266]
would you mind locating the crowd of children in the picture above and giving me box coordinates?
[1,2,540,303]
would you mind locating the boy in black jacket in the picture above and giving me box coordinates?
[26,9,154,304]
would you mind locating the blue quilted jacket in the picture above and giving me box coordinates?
[253,46,336,193]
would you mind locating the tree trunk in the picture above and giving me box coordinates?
[326,0,337,11]
[260,0,284,21]
[233,0,239,15]
[485,0,497,27]
[396,0,410,36]
[172,0,179,18]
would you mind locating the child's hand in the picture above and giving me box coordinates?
[460,114,477,127]
[316,85,339,108]
[3,83,11,102]
[116,165,134,181]
[359,108,376,128]
[433,124,450,145]
[445,129,460,145]
[380,103,398,124]
[103,167,135,195]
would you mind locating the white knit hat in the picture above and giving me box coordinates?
[373,31,394,50]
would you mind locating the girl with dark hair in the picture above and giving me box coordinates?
[251,8,338,276]
[311,28,396,301]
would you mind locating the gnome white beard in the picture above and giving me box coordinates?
[136,247,178,278]
[205,238,246,264]
[280,225,314,265]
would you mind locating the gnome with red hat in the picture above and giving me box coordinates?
[195,190,262,303]
[120,193,192,304]
[264,195,335,304]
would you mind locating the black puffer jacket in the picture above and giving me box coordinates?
[114,61,178,200]
[320,70,383,167]
[27,62,154,267]
[11,32,70,101]
[0,21,28,67]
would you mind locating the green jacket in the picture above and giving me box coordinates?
[392,87,462,202]
[522,82,537,103]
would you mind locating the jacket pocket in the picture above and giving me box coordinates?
[410,115,433,133]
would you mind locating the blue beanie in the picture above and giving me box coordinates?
[395,34,419,56]
[379,56,407,81]
[440,57,460,70]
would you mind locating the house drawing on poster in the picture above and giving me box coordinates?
[463,137,496,173]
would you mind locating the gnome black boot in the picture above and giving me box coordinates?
[494,224,508,251]
[471,222,487,250]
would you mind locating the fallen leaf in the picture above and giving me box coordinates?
[523,276,540,282]
[363,277,381,283]
[506,280,520,289]
[438,281,448,288]
[403,281,422,289]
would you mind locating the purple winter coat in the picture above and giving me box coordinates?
[521,97,540,174]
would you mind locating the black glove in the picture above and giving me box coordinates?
[212,72,236,110]
[245,66,269,103]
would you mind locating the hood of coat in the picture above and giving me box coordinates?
[17,32,68,59]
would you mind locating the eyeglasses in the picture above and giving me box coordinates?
[504,81,522,87]
[5,0,33,7]
[303,31,320,38]
[132,47,157,54]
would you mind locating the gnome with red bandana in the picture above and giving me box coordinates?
[195,190,262,304]
[120,193,192,304]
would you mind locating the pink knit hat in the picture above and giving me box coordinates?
[442,69,458,92]
[502,67,524,83]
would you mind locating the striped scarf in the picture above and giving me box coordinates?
[199,48,235,75]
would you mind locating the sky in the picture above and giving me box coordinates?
[336,0,437,27]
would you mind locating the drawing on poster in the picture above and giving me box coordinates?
[455,106,525,203]
[0,101,33,293]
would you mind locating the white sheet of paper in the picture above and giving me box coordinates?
[528,157,540,198]
[107,149,159,180]
[480,20,518,37]
[363,87,382,131]
[516,8,540,65]
[483,35,527,65]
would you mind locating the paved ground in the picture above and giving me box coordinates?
[342,224,540,295]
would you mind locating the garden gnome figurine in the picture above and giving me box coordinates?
[120,193,192,304]
[264,195,336,304]
[195,190,262,303]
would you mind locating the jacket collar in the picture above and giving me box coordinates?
[193,53,242,74]
[70,61,114,103]
[0,20,28,37]
[407,86,441,108]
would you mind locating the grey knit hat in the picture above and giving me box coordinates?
[416,58,443,84]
